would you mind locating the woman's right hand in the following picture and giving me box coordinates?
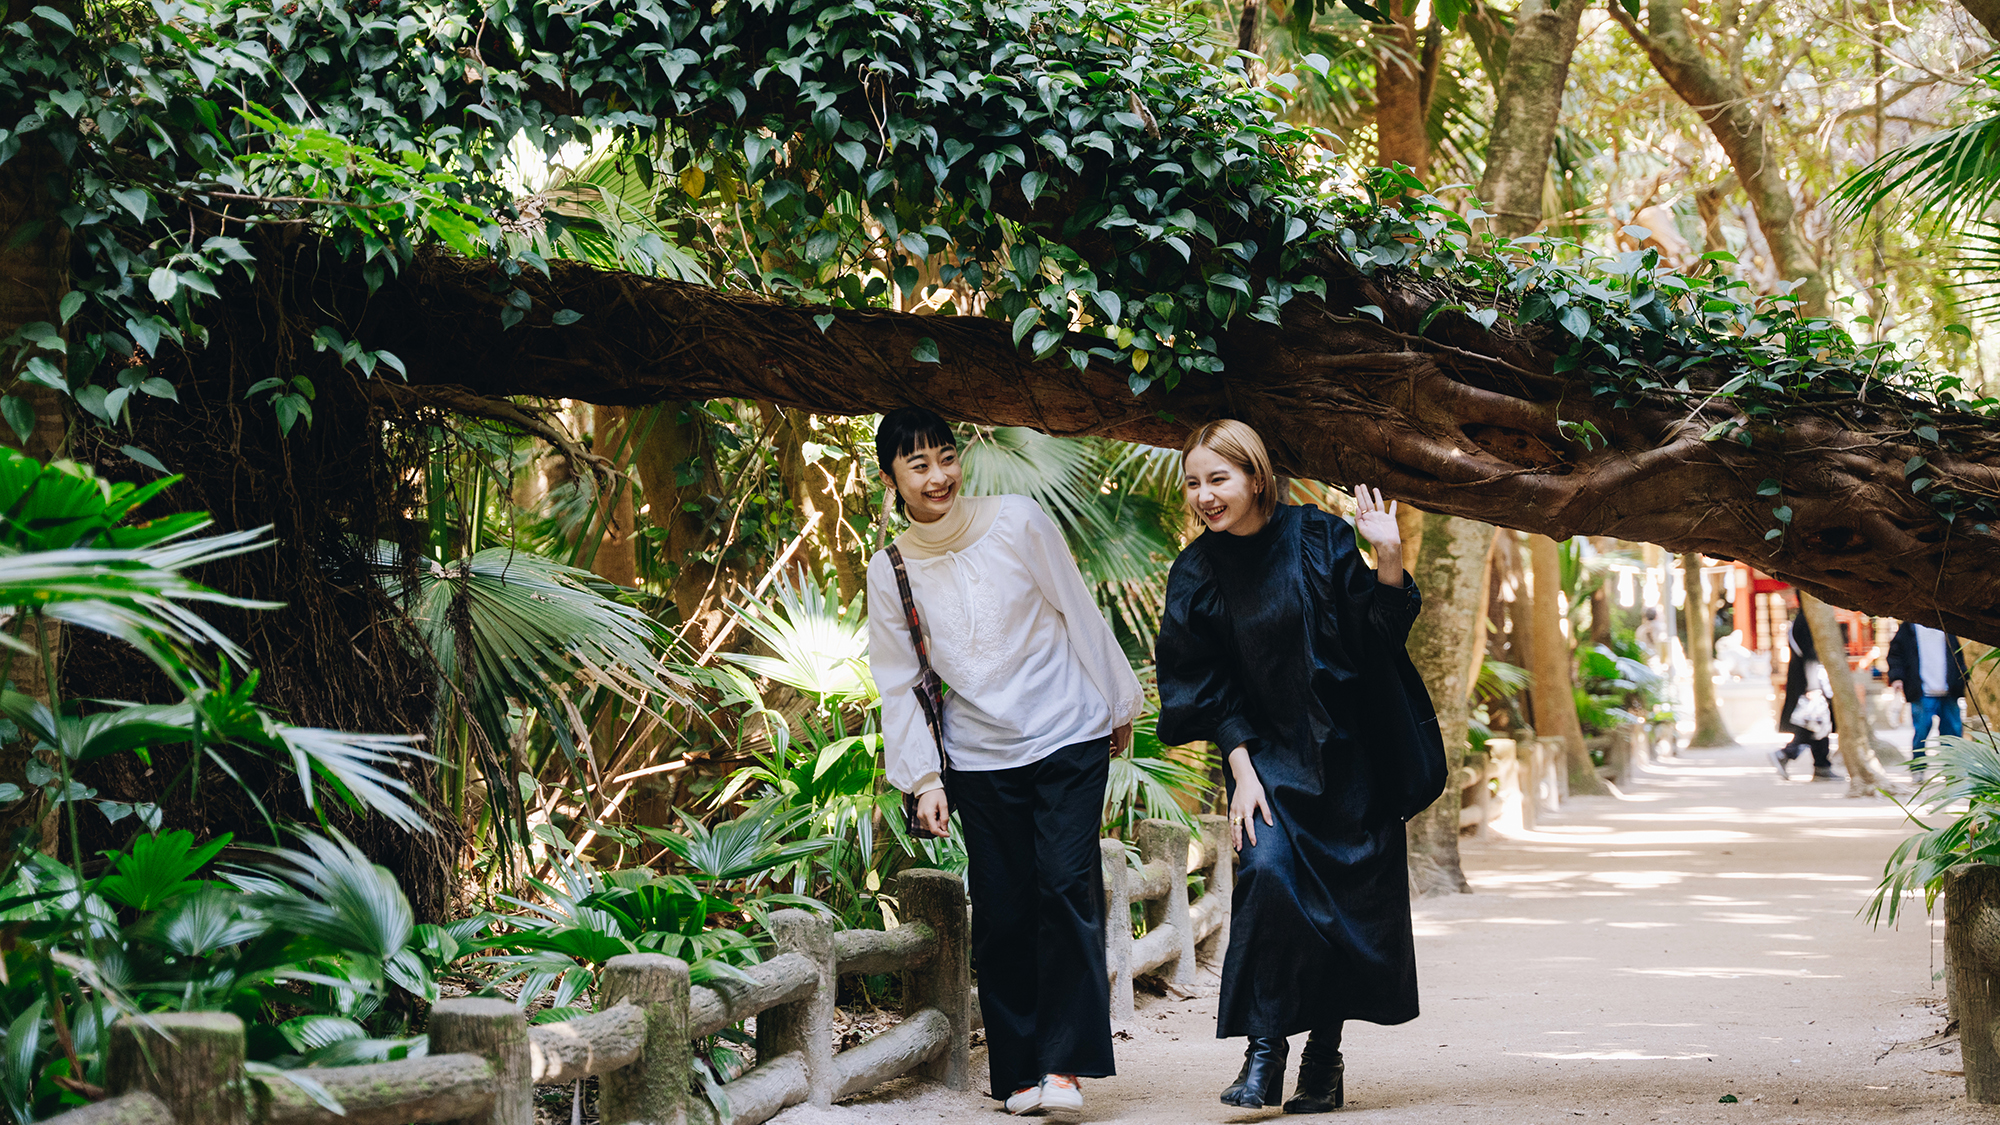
[916,789,950,837]
[1227,746,1273,851]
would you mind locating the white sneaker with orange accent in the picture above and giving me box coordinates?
[1038,1074,1083,1121]
[1005,1085,1043,1116]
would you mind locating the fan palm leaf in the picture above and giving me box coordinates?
[378,545,688,846]
[722,576,870,705]
[236,829,414,966]
[959,428,1182,646]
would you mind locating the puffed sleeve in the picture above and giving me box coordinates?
[1014,498,1145,727]
[865,551,944,797]
[1155,548,1259,753]
[1310,508,1422,646]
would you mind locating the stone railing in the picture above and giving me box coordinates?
[1463,721,1674,835]
[44,830,1229,1125]
[1103,814,1231,1020]
[44,870,970,1125]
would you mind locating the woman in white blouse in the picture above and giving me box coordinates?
[866,407,1143,1121]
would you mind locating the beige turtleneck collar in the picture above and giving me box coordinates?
[896,493,1002,560]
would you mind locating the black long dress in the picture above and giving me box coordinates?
[1155,503,1445,1038]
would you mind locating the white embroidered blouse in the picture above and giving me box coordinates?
[866,494,1144,796]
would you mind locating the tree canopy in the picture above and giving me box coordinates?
[4,0,2000,638]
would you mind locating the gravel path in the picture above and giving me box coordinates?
[780,728,1987,1124]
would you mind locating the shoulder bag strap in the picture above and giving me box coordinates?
[885,544,949,772]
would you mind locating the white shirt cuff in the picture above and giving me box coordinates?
[911,771,944,797]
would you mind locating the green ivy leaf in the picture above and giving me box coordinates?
[0,397,34,444]
[911,337,940,364]
[120,444,169,473]
[1010,308,1040,347]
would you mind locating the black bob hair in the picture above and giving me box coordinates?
[874,406,957,477]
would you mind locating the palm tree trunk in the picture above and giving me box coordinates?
[590,404,641,588]
[1404,514,1495,896]
[1682,552,1734,747]
[1528,534,1603,794]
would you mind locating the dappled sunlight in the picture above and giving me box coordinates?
[1512,1049,1720,1061]
[1586,870,1686,889]
[1620,966,1844,979]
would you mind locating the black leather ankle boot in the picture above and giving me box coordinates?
[1220,1036,1290,1108]
[1283,1029,1345,1113]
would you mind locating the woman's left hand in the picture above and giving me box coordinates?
[1353,484,1400,548]
[1353,484,1405,586]
[1111,722,1133,753]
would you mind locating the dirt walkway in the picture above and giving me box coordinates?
[784,730,1987,1124]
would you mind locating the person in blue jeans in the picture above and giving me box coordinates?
[1885,621,1969,765]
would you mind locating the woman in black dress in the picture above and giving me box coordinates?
[1155,420,1445,1113]
[1774,610,1836,780]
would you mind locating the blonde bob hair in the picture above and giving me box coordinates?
[1180,419,1279,521]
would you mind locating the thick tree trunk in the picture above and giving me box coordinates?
[1476,0,1588,236]
[1964,640,2000,733]
[1614,0,1827,311]
[1797,592,1892,795]
[1944,866,2000,1103]
[1236,0,1262,60]
[248,244,2000,647]
[0,128,72,847]
[1404,514,1495,896]
[589,404,641,588]
[1681,552,1735,747]
[1959,0,2000,39]
[628,403,734,644]
[1528,534,1603,794]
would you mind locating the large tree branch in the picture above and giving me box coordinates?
[1614,0,1826,309]
[314,248,2000,645]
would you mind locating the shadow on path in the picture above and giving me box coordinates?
[793,732,1971,1124]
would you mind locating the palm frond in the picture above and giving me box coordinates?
[378,544,689,843]
[960,427,1106,534]
[722,576,870,704]
[237,829,414,965]
[0,528,279,675]
[1834,96,2000,232]
[1106,712,1216,833]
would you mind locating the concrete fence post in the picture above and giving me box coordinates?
[108,1012,247,1125]
[1196,813,1232,965]
[1135,818,1194,986]
[1101,837,1133,1022]
[600,952,694,1125]
[430,998,532,1125]
[1491,739,1526,832]
[898,868,971,1090]
[759,908,837,1106]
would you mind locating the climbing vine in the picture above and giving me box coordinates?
[0,0,1985,522]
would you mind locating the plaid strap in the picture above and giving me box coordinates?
[886,544,948,771]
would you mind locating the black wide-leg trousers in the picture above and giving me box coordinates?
[948,735,1115,1100]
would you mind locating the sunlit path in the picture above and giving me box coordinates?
[802,730,1976,1124]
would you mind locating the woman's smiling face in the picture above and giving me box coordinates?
[887,442,962,524]
[1184,443,1265,536]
